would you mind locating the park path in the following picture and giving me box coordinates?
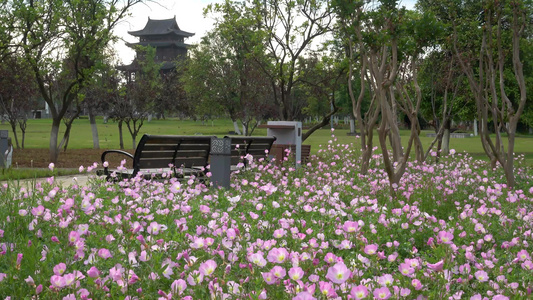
[1,174,91,190]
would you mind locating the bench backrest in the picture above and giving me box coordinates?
[224,136,277,165]
[133,134,214,171]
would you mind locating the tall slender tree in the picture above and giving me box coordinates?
[420,0,531,187]
[10,0,145,163]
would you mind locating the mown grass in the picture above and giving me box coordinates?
[1,117,532,164]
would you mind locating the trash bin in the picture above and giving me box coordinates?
[210,137,232,189]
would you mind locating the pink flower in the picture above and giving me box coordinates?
[377,274,393,286]
[373,286,391,299]
[364,244,378,255]
[271,266,286,278]
[474,270,489,282]
[31,205,45,217]
[400,288,411,297]
[267,247,289,263]
[399,263,415,276]
[325,262,350,284]
[53,263,67,275]
[162,265,174,279]
[147,222,162,235]
[350,285,369,299]
[199,259,217,277]
[199,205,210,214]
[437,231,454,244]
[187,270,203,286]
[170,182,181,193]
[517,249,530,261]
[342,221,359,233]
[226,228,237,240]
[50,275,66,289]
[68,231,80,243]
[273,228,286,238]
[171,279,187,295]
[521,260,533,270]
[318,281,335,297]
[288,266,305,281]
[97,248,112,259]
[411,278,423,290]
[427,260,444,272]
[249,252,267,267]
[127,270,139,284]
[16,253,23,266]
[262,271,277,285]
[87,266,100,278]
[293,291,316,300]
[109,266,123,281]
[63,273,76,286]
[324,252,337,264]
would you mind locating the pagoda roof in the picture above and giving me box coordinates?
[126,41,191,48]
[128,17,194,38]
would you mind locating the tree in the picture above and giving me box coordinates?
[259,0,335,122]
[184,1,276,135]
[420,0,531,187]
[83,59,121,149]
[156,71,191,119]
[122,46,161,149]
[418,50,474,160]
[298,52,346,141]
[334,0,442,189]
[10,0,145,163]
[0,54,38,149]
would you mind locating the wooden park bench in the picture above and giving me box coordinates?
[224,136,277,170]
[99,134,214,180]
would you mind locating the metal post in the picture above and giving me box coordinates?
[210,137,232,189]
[0,130,8,168]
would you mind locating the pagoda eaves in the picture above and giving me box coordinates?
[128,17,194,38]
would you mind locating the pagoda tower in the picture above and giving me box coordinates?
[118,16,194,78]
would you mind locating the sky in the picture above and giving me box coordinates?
[113,0,417,65]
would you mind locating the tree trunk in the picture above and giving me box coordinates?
[59,122,73,152]
[9,121,20,149]
[505,125,516,187]
[442,120,451,156]
[132,133,137,149]
[21,130,26,149]
[89,109,100,149]
[49,119,61,163]
[18,119,27,149]
[118,120,124,150]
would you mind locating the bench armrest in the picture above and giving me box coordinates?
[100,150,134,176]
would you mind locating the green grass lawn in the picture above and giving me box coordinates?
[1,117,532,163]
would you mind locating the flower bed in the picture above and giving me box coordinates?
[0,136,532,299]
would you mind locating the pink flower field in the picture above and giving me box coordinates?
[1,136,532,299]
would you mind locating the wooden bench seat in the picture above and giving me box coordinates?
[224,136,277,170]
[100,134,214,180]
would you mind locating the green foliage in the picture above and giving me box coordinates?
[183,0,276,132]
